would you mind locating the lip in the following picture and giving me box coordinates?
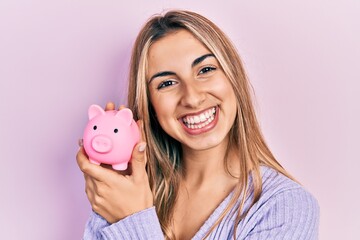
[178,106,219,135]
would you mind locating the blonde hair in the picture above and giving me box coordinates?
[127,10,294,239]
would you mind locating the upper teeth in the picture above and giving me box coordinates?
[182,107,216,126]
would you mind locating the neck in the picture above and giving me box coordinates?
[181,142,239,190]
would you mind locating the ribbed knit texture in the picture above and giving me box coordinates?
[83,166,319,239]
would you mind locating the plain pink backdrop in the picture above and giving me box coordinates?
[0,0,359,239]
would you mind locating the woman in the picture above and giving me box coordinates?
[77,10,319,239]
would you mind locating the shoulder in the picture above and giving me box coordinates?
[256,166,320,222]
[237,166,320,239]
[195,166,319,240]
[259,166,318,205]
[259,165,312,198]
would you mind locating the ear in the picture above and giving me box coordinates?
[88,105,105,120]
[115,108,133,126]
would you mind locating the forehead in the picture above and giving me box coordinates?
[147,30,210,70]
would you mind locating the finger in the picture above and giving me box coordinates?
[84,175,99,210]
[85,172,105,199]
[76,147,113,182]
[85,183,95,205]
[130,142,147,179]
[78,138,83,147]
[105,102,115,111]
[77,146,88,159]
[84,173,99,187]
[84,173,94,195]
[136,119,145,142]
[118,104,126,110]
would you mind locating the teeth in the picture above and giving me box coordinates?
[182,107,216,129]
[194,116,200,124]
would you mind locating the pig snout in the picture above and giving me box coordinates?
[91,135,113,153]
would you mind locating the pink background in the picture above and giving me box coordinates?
[0,0,359,239]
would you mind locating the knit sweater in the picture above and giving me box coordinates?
[83,166,320,239]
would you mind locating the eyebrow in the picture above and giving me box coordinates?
[148,53,215,83]
[191,53,215,68]
[149,71,176,83]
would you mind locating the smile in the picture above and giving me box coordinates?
[181,107,216,129]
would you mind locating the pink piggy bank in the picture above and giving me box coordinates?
[83,104,140,170]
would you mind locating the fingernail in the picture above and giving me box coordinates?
[78,138,83,147]
[138,142,147,152]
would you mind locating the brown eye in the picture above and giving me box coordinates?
[93,125,97,130]
[157,80,177,90]
[114,128,118,133]
[199,66,216,74]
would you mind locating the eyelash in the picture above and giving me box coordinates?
[156,66,216,90]
[157,80,177,90]
[199,66,216,74]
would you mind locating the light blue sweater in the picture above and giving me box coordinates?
[83,166,320,239]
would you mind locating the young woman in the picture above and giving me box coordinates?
[77,10,319,240]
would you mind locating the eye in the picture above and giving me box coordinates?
[93,125,97,130]
[114,128,118,133]
[199,66,216,75]
[157,80,177,90]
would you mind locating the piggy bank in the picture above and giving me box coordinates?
[83,104,140,170]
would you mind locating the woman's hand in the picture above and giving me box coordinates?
[76,102,153,223]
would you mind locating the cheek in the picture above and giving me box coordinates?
[150,94,176,125]
[150,83,181,108]
[153,103,173,124]
[213,77,236,101]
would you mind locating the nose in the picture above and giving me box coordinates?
[180,83,206,108]
[91,135,113,153]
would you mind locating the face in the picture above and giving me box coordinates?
[147,29,237,153]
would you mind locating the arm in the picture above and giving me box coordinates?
[241,188,320,240]
[83,207,164,240]
[78,103,160,239]
[78,142,159,239]
[83,211,109,239]
[99,207,164,239]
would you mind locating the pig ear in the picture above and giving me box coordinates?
[88,105,105,120]
[115,108,133,126]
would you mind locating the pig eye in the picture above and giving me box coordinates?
[93,125,97,130]
[114,128,118,133]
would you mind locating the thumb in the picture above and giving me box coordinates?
[130,142,147,179]
[136,119,145,142]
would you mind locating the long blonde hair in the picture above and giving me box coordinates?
[127,10,294,239]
